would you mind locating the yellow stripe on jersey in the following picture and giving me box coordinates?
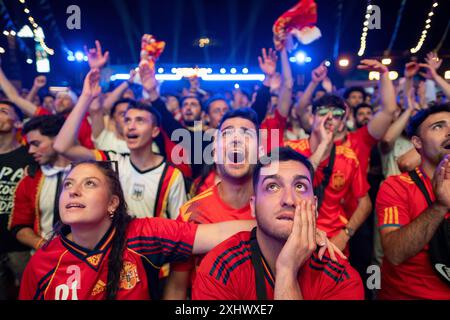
[127,248,160,270]
[337,146,359,163]
[339,215,349,225]
[399,175,414,184]
[44,250,69,299]
[384,207,389,225]
[388,207,393,224]
[93,150,106,161]
[178,189,214,220]
[394,207,399,225]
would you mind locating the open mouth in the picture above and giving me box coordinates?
[442,140,450,150]
[65,203,86,209]
[227,150,245,164]
[127,134,139,140]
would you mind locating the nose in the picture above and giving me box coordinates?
[280,187,296,208]
[127,119,136,131]
[68,183,82,198]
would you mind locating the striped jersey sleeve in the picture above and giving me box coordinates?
[126,218,198,268]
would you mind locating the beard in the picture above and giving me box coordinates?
[356,119,369,128]
[254,205,293,242]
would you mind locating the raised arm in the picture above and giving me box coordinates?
[253,48,278,121]
[380,90,415,154]
[381,156,450,265]
[26,75,47,104]
[357,59,397,140]
[88,95,106,139]
[53,69,101,161]
[192,220,256,254]
[277,48,293,118]
[296,63,327,117]
[0,64,37,116]
[419,57,450,100]
[308,114,334,170]
[139,62,183,136]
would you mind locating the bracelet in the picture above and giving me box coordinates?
[34,238,45,250]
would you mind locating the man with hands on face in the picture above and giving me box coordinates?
[376,104,450,300]
[192,147,364,300]
[286,95,372,253]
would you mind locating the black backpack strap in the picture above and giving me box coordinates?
[314,144,336,210]
[408,170,433,206]
[249,228,267,300]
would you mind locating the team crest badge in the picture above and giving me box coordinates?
[131,184,145,201]
[119,261,140,290]
[86,254,102,267]
[331,171,345,191]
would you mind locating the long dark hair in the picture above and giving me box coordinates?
[51,160,133,300]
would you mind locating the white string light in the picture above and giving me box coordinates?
[17,0,54,55]
[357,3,372,57]
[410,2,438,54]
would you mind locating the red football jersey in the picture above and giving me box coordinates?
[192,231,364,300]
[172,184,253,281]
[338,126,378,175]
[338,126,378,215]
[376,167,450,300]
[260,109,288,154]
[19,218,197,300]
[285,139,370,237]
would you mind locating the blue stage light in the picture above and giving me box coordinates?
[220,68,226,74]
[295,51,307,64]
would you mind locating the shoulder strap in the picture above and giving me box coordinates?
[314,144,336,210]
[249,228,267,300]
[408,170,433,206]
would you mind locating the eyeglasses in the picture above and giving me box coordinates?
[316,106,346,119]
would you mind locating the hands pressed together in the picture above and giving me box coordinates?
[276,199,346,276]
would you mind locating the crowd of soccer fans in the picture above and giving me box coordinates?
[0,38,449,300]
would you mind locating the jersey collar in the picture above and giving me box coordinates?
[60,225,116,271]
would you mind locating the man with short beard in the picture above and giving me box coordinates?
[354,103,373,129]
[192,147,363,300]
[9,115,71,250]
[376,104,450,299]
[164,108,260,299]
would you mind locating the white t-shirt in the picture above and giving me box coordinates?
[94,129,129,154]
[105,152,186,219]
[39,165,71,239]
[381,136,414,178]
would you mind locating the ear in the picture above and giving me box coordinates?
[108,195,120,213]
[411,135,422,150]
[250,196,256,219]
[152,126,160,138]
